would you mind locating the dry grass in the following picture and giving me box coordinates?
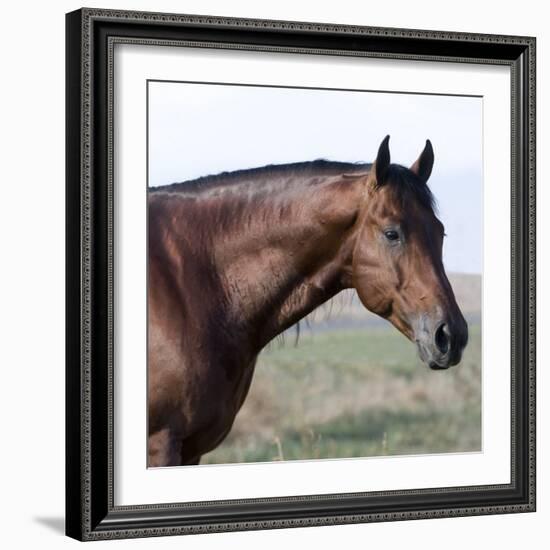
[203,273,482,465]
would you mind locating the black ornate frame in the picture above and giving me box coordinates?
[66,8,536,541]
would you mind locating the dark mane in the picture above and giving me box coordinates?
[150,160,371,195]
[150,159,436,213]
[377,164,437,212]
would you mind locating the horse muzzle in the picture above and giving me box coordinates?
[413,315,468,370]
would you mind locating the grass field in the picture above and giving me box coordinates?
[202,310,482,465]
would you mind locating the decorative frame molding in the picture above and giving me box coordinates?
[66,8,536,541]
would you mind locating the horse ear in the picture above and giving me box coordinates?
[374,135,391,184]
[410,139,434,183]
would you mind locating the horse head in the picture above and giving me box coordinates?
[352,136,468,369]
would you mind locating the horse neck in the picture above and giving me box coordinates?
[211,176,365,349]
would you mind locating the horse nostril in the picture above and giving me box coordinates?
[434,323,450,355]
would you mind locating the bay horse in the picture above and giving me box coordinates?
[147,136,468,467]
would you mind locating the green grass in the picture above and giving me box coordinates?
[264,326,430,376]
[202,324,482,465]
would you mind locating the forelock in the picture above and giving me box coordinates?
[374,164,437,213]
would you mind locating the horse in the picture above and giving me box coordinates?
[147,136,468,467]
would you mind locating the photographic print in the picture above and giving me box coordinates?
[147,81,482,468]
[66,9,535,540]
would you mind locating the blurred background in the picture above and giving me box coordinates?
[149,81,483,464]
[202,276,481,464]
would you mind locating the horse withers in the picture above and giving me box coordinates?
[147,136,468,466]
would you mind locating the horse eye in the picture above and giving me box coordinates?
[384,230,400,242]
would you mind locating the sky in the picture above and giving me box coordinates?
[148,81,482,274]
